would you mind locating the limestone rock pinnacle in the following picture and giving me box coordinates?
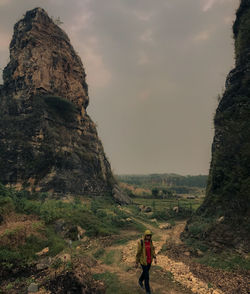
[4,7,89,114]
[0,7,131,204]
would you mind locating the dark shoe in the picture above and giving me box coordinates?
[138,280,144,289]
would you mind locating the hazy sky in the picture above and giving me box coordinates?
[0,0,239,175]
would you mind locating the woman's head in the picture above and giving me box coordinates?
[144,229,152,240]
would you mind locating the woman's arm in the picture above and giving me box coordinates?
[135,240,142,264]
[152,241,157,263]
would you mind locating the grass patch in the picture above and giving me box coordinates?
[208,282,213,289]
[184,238,209,253]
[152,234,161,241]
[45,227,66,256]
[102,249,122,265]
[0,185,133,237]
[131,197,202,221]
[93,272,135,294]
[0,225,66,271]
[197,251,250,271]
[111,234,139,245]
[93,248,105,259]
[102,250,116,265]
[0,184,150,275]
[129,219,146,232]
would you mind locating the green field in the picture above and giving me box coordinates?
[132,196,203,211]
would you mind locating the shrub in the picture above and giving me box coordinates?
[43,95,77,123]
[46,227,66,256]
[39,200,65,223]
[93,248,105,259]
[0,196,14,214]
[152,188,159,197]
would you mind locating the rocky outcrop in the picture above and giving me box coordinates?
[0,7,131,203]
[183,0,250,252]
[3,8,89,111]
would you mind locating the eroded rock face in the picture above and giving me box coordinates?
[3,7,89,114]
[0,7,130,203]
[183,0,250,251]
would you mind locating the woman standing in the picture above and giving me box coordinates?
[135,229,157,294]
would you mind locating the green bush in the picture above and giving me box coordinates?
[0,248,23,264]
[51,257,63,269]
[93,248,105,259]
[152,188,159,197]
[102,250,117,265]
[46,227,66,256]
[0,196,14,214]
[40,200,65,223]
[43,95,77,122]
[0,225,66,267]
[151,209,168,220]
[188,223,209,237]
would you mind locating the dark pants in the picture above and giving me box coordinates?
[139,263,151,293]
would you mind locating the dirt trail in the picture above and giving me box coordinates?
[91,218,225,294]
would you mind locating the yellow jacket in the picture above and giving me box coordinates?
[136,237,156,265]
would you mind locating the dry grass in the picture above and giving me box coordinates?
[0,213,45,248]
[119,182,151,196]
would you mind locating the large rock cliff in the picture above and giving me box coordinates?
[183,0,250,252]
[0,8,130,203]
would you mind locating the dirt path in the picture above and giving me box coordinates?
[90,218,225,294]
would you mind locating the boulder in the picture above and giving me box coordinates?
[159,223,172,230]
[126,218,132,222]
[28,283,38,293]
[196,249,204,257]
[54,220,80,240]
[151,218,158,223]
[187,196,196,199]
[144,206,152,213]
[59,253,71,262]
[54,219,66,234]
[64,225,78,241]
[112,185,132,205]
[36,256,51,270]
[36,263,49,270]
[217,216,224,223]
[139,205,145,211]
[55,223,78,240]
[36,247,49,256]
[77,225,86,240]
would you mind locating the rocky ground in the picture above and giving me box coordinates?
[1,212,249,293]
[91,213,250,294]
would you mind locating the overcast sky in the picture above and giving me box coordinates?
[0,0,240,175]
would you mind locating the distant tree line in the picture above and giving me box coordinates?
[117,174,208,188]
